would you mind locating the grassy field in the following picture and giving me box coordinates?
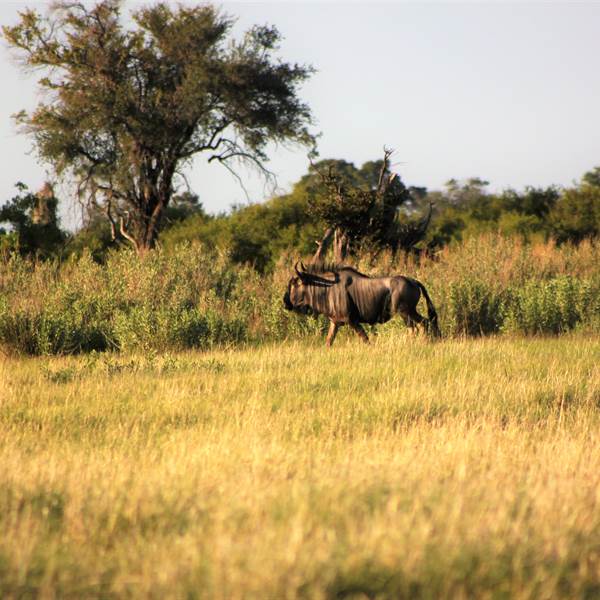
[1,333,600,598]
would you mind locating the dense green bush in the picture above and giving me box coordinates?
[112,305,247,353]
[443,279,507,336]
[411,236,600,337]
[0,284,115,354]
[0,245,258,354]
[0,236,599,355]
[503,277,600,335]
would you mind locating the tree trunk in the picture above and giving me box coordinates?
[312,227,334,263]
[333,228,349,263]
[121,159,174,254]
[124,187,169,254]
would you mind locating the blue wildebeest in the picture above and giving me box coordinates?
[283,262,440,346]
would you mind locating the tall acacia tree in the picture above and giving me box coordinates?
[4,1,315,252]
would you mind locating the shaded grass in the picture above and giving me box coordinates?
[1,334,600,597]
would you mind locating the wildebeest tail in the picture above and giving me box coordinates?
[413,279,441,337]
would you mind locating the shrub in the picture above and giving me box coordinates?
[442,279,507,336]
[504,277,600,335]
[0,288,114,355]
[112,305,247,353]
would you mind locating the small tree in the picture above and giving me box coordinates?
[308,149,431,262]
[0,183,67,257]
[582,166,600,189]
[444,177,490,206]
[549,185,600,244]
[4,1,315,253]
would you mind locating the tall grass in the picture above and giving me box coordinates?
[1,335,600,597]
[0,235,599,354]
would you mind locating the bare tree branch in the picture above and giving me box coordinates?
[119,211,139,251]
[376,147,394,196]
[105,196,117,241]
[312,226,334,263]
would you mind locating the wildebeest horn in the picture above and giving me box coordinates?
[294,261,306,279]
[294,259,336,286]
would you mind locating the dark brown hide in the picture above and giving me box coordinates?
[283,264,440,346]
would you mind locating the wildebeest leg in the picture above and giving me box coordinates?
[400,311,415,333]
[408,309,427,335]
[326,321,339,347]
[399,309,424,335]
[398,307,416,334]
[349,322,369,344]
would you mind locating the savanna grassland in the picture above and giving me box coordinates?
[2,333,600,598]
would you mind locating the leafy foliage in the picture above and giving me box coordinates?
[158,164,600,270]
[444,280,507,336]
[305,153,431,260]
[549,186,600,244]
[3,1,315,251]
[503,277,599,335]
[422,174,599,248]
[0,183,67,258]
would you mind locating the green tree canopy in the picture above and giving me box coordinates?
[582,166,600,189]
[549,186,600,244]
[4,0,315,253]
[546,167,600,244]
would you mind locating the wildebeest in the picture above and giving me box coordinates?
[283,262,440,346]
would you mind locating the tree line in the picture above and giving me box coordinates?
[2,160,599,270]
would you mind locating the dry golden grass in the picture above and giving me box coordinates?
[1,333,600,598]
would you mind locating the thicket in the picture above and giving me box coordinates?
[0,235,599,355]
[422,177,600,248]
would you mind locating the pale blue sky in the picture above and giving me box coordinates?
[1,1,600,226]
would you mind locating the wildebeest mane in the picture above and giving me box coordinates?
[303,280,330,315]
[302,262,369,278]
[296,262,373,322]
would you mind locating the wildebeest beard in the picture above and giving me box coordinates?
[283,285,294,311]
[283,288,313,315]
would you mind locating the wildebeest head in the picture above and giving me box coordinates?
[283,262,336,315]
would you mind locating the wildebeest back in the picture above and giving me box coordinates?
[325,270,391,324]
[346,275,393,324]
